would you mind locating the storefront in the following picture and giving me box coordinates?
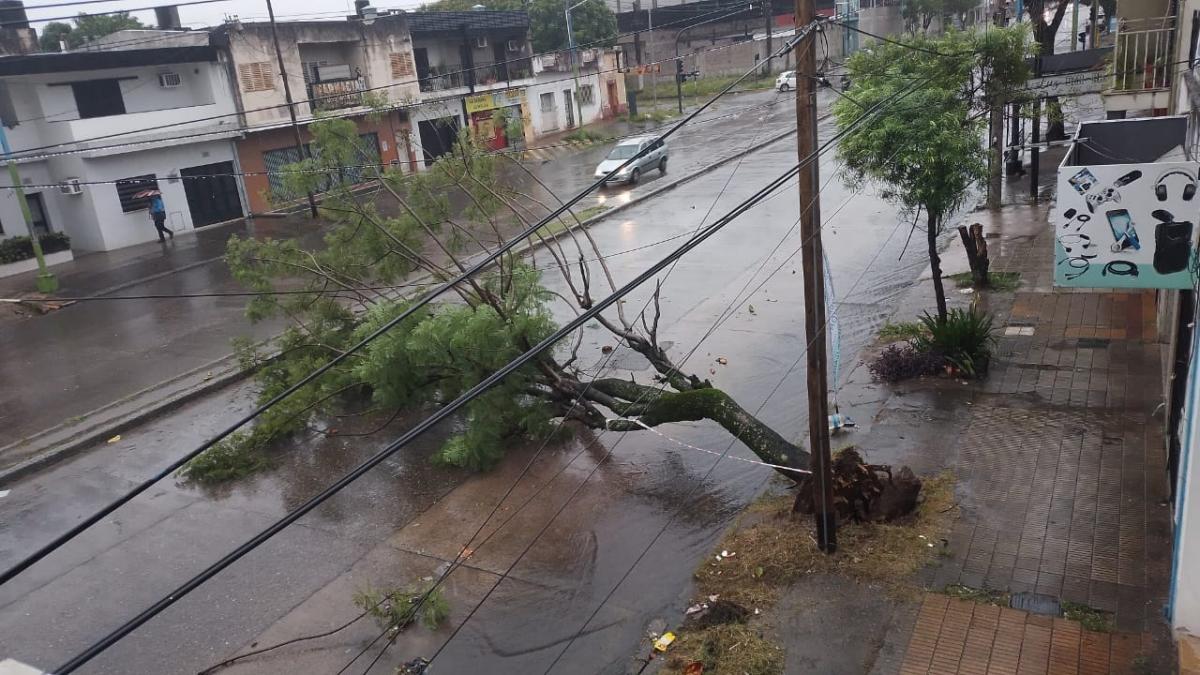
[465,89,529,151]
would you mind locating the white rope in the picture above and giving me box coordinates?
[605,417,813,475]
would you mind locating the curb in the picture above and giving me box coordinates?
[0,121,806,483]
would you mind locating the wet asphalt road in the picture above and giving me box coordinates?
[0,92,933,674]
[0,88,805,449]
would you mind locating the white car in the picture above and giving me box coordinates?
[593,135,668,185]
[776,70,796,91]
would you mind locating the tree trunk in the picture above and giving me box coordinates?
[591,379,923,521]
[957,223,990,287]
[1045,97,1066,141]
[988,102,1004,210]
[927,211,948,321]
[596,380,808,478]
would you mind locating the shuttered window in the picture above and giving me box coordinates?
[238,61,275,92]
[115,174,158,213]
[390,52,415,79]
[263,133,382,200]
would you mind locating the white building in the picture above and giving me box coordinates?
[0,34,246,252]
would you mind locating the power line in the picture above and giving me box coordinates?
[0,1,767,154]
[0,22,811,600]
[420,76,930,672]
[52,132,814,675]
[7,0,230,26]
[346,84,801,675]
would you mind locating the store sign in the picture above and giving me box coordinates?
[1019,70,1106,98]
[464,89,527,114]
[1055,161,1200,289]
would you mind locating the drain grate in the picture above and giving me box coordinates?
[1077,338,1111,349]
[1010,592,1061,616]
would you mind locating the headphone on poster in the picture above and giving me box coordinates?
[1155,170,1198,202]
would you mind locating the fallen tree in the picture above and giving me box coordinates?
[209,114,920,519]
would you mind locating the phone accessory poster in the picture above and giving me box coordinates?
[1055,161,1200,289]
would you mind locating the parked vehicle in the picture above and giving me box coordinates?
[593,135,668,185]
[776,70,796,91]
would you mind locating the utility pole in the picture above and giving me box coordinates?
[1030,57,1041,202]
[1071,0,1079,50]
[764,0,772,77]
[0,126,56,293]
[266,0,317,218]
[565,0,586,128]
[794,0,836,552]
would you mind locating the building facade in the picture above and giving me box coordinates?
[0,35,246,252]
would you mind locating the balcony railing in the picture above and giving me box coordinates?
[1110,16,1176,93]
[418,59,535,93]
[312,77,367,111]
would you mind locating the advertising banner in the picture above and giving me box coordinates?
[1055,161,1200,289]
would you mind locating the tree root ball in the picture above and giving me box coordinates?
[792,447,923,522]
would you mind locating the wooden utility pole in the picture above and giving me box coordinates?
[267,0,318,218]
[794,0,836,553]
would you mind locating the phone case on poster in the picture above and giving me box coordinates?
[1154,221,1193,274]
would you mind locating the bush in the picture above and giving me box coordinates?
[0,232,71,264]
[868,344,944,383]
[913,306,996,377]
[179,431,272,483]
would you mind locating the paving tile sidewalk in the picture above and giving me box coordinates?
[881,200,1176,674]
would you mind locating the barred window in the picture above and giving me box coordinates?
[115,174,158,213]
[577,84,594,105]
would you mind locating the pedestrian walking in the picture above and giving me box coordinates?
[145,190,173,242]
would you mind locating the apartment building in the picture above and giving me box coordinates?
[528,48,628,137]
[210,15,421,213]
[0,31,245,252]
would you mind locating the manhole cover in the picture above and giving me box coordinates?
[1010,592,1061,616]
[1077,338,1110,349]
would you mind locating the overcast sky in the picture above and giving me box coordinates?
[21,0,430,31]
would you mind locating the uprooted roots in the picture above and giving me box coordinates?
[792,447,923,522]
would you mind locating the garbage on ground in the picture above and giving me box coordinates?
[684,662,704,675]
[107,435,121,444]
[716,357,728,365]
[653,632,676,652]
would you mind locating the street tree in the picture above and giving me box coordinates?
[38,11,144,51]
[421,0,617,52]
[208,116,921,520]
[834,32,988,321]
[1023,0,1071,140]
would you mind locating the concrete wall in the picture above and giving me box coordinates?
[528,72,605,135]
[0,161,62,241]
[222,19,420,127]
[1173,301,1200,634]
[62,138,240,251]
[0,60,236,154]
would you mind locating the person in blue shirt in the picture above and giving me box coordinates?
[148,192,173,242]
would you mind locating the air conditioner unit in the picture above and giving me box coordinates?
[59,178,82,195]
[158,72,182,88]
[475,36,488,49]
[506,39,521,52]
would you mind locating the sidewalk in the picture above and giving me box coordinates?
[865,198,1176,672]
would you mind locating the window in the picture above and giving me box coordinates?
[115,174,158,213]
[238,61,275,93]
[539,92,554,112]
[578,84,594,105]
[390,52,415,79]
[72,79,125,119]
[262,133,381,199]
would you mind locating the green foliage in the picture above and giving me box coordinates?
[563,128,607,144]
[1061,601,1114,632]
[0,232,71,264]
[354,583,450,633]
[222,120,566,479]
[421,0,616,52]
[949,270,1021,291]
[913,306,996,377]
[528,0,616,52]
[878,320,927,343]
[179,431,273,483]
[39,12,144,51]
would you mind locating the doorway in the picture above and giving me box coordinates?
[606,80,619,117]
[418,117,459,167]
[25,193,49,236]
[180,161,243,227]
[563,89,575,128]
